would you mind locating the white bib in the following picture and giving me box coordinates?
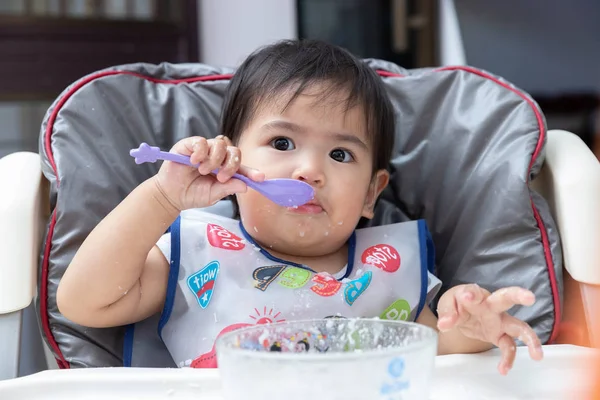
[156,209,441,368]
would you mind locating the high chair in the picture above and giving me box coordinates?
[0,59,599,383]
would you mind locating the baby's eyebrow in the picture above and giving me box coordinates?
[263,120,304,133]
[263,120,368,151]
[331,132,368,152]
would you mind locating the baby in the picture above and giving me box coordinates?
[57,39,543,374]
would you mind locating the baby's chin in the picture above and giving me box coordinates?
[270,240,339,258]
[253,229,347,257]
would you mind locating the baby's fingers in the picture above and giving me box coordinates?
[209,179,247,204]
[189,137,209,166]
[198,137,227,175]
[170,136,207,160]
[237,165,265,183]
[436,294,460,332]
[487,287,536,314]
[214,146,265,184]
[501,314,544,361]
[496,334,517,375]
[437,284,485,331]
[215,146,242,183]
[217,135,234,147]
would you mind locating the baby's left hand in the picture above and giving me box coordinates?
[437,284,544,375]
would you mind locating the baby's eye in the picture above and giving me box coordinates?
[330,149,354,163]
[270,137,295,151]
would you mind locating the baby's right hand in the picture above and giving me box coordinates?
[154,135,264,211]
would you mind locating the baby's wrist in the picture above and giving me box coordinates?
[149,176,182,219]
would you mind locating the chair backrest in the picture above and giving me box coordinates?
[37,60,562,368]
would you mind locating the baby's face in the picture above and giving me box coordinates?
[236,86,387,257]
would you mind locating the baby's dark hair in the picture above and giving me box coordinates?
[219,39,395,173]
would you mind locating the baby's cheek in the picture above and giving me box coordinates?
[332,192,368,221]
[237,192,274,227]
[328,209,363,239]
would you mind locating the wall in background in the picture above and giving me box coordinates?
[0,102,49,158]
[456,0,600,95]
[0,0,154,18]
[198,0,297,67]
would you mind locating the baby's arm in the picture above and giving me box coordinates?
[57,136,262,329]
[416,284,544,375]
[57,177,177,328]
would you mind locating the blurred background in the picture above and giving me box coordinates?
[0,0,598,159]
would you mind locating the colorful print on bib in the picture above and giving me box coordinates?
[190,322,249,368]
[310,273,343,297]
[277,267,311,289]
[206,223,245,250]
[249,306,287,325]
[191,307,287,368]
[253,265,286,291]
[361,244,401,272]
[380,299,411,321]
[260,329,330,353]
[344,271,372,305]
[186,261,220,309]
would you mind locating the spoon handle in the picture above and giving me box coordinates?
[159,151,198,168]
[130,142,254,187]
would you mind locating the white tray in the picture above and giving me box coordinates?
[0,345,597,399]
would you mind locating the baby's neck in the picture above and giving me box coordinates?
[266,244,349,276]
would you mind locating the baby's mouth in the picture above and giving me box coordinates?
[286,199,324,214]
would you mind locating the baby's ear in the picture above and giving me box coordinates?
[362,169,389,219]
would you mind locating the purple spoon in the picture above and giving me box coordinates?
[129,143,314,207]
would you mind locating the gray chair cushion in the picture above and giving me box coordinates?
[37,60,562,368]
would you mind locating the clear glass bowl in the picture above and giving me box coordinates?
[216,318,438,400]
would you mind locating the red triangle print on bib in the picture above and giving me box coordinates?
[361,244,401,272]
[207,224,245,251]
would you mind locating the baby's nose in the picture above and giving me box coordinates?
[292,161,325,186]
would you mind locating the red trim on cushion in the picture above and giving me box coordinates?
[432,66,546,172]
[377,70,406,78]
[378,67,560,343]
[40,209,69,368]
[41,70,233,368]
